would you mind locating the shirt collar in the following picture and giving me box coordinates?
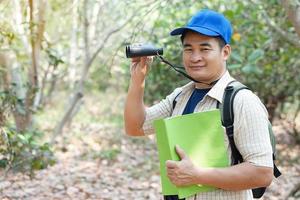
[207,71,234,103]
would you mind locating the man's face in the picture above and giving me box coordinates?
[182,31,230,86]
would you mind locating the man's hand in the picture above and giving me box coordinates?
[166,145,199,186]
[130,56,152,85]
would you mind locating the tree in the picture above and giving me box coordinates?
[0,0,47,132]
[0,0,55,173]
[52,0,169,140]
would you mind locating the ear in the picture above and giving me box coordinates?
[222,44,231,61]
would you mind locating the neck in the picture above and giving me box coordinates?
[195,69,226,89]
[195,83,213,89]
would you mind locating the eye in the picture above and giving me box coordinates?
[201,48,211,52]
[183,48,192,52]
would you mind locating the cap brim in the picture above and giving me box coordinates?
[170,27,220,37]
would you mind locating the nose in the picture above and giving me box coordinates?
[190,51,203,63]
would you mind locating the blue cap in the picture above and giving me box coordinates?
[170,9,232,44]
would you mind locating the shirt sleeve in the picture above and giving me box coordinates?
[142,87,182,135]
[233,90,273,168]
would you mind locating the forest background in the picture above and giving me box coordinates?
[0,0,299,199]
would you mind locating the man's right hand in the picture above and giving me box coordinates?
[130,56,152,85]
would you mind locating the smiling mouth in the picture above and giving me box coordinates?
[189,65,205,69]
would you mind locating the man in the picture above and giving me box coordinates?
[124,9,273,200]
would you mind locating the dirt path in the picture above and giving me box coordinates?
[1,124,299,200]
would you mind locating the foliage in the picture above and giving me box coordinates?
[0,126,56,174]
[227,1,300,121]
[0,75,56,174]
[87,60,112,92]
[0,90,15,125]
[93,148,121,161]
[0,85,55,174]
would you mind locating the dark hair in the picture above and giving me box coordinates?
[180,31,226,49]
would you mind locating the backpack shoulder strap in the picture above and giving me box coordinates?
[221,80,249,165]
[172,91,182,110]
[221,80,249,127]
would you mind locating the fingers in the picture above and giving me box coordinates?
[166,160,177,169]
[166,160,178,183]
[139,57,147,67]
[131,56,145,64]
[175,145,186,160]
[166,161,186,187]
[165,146,187,170]
[131,56,153,66]
[146,56,153,65]
[131,57,141,63]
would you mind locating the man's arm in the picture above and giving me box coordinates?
[166,146,273,190]
[195,162,273,190]
[124,57,151,136]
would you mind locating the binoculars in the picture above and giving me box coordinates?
[125,44,163,58]
[125,43,199,83]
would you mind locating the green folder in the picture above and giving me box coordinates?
[154,109,229,199]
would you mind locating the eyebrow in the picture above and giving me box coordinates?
[183,42,213,48]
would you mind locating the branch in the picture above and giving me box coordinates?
[28,0,38,88]
[107,1,168,69]
[261,10,300,48]
[85,12,139,76]
[88,0,164,71]
[83,0,90,64]
[12,0,30,55]
[127,0,164,42]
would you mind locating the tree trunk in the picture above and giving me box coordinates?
[0,53,10,126]
[266,97,278,123]
[38,64,52,107]
[45,69,58,104]
[10,0,47,132]
[281,0,300,38]
[52,89,83,143]
[30,0,47,110]
[68,0,79,88]
[10,64,29,132]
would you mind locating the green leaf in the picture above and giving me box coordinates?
[231,52,243,63]
[224,10,234,20]
[32,159,44,170]
[248,49,264,63]
[17,134,28,143]
[242,64,263,74]
[0,159,8,168]
[228,64,242,70]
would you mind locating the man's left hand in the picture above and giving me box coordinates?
[166,145,199,186]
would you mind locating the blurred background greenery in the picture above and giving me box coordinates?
[0,0,299,198]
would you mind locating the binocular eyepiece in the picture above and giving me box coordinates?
[125,43,163,58]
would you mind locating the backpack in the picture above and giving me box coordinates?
[171,80,281,199]
[218,80,281,198]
